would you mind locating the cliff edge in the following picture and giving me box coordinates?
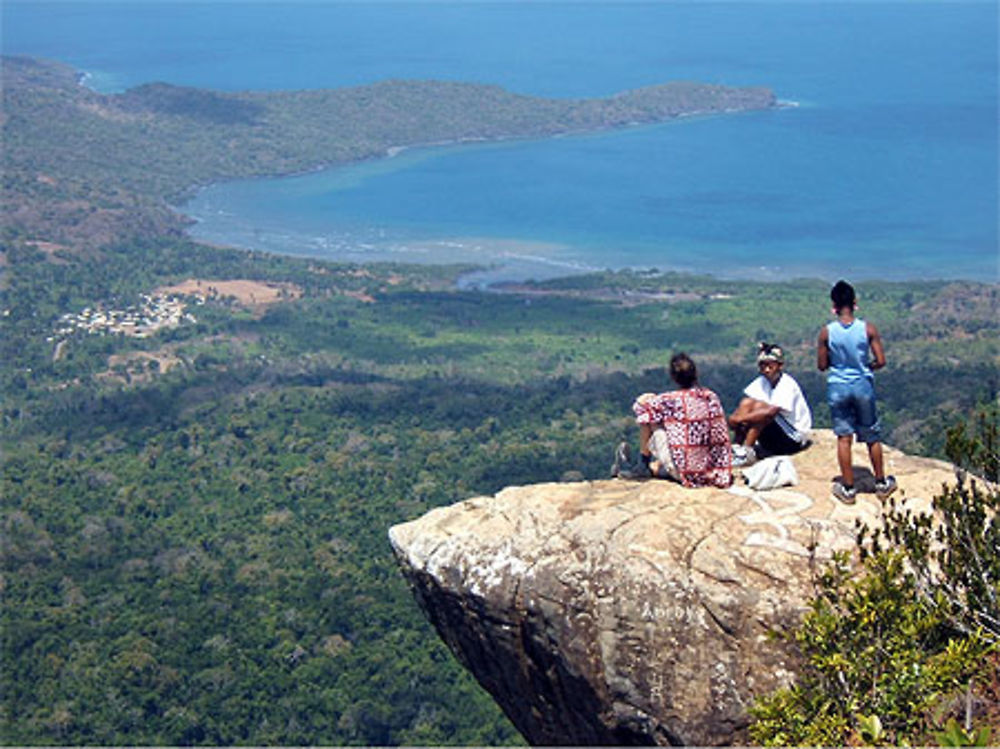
[388,430,956,746]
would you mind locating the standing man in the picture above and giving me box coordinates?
[728,342,812,466]
[817,279,897,503]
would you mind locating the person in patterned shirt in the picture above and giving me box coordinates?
[611,353,733,488]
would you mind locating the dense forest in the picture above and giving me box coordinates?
[1,53,997,745]
[2,232,997,744]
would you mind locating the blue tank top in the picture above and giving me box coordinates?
[827,318,873,384]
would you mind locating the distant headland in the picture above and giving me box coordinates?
[1,55,776,252]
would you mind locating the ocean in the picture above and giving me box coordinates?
[3,1,997,284]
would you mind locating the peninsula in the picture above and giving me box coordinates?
[1,55,776,250]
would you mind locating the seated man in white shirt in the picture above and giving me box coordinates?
[728,342,812,466]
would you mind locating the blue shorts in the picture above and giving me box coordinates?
[828,378,881,443]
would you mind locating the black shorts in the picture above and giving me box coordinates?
[756,420,808,458]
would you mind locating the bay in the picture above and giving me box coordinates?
[3,1,997,282]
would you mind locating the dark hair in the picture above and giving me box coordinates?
[670,352,698,389]
[831,279,856,313]
[757,341,784,364]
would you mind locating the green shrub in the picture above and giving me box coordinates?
[749,406,1000,746]
[865,403,999,643]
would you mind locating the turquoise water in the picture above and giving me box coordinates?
[4,2,997,282]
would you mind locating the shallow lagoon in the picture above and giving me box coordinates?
[6,1,998,282]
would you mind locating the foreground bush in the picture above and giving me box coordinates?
[750,406,999,746]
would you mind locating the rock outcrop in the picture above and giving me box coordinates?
[389,430,956,746]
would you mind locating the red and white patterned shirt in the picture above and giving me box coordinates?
[633,387,733,488]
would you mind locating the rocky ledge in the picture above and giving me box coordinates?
[388,430,955,746]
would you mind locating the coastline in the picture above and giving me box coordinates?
[181,211,996,289]
[180,136,995,290]
[172,95,994,288]
[6,3,994,292]
[47,64,988,286]
[169,90,783,210]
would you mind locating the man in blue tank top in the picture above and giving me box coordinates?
[817,280,897,503]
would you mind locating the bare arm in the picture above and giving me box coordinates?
[747,401,782,421]
[817,326,830,371]
[867,321,886,370]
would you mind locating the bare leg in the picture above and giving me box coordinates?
[639,423,671,476]
[731,424,747,445]
[638,423,652,457]
[867,441,885,481]
[728,400,748,444]
[728,398,754,429]
[837,435,855,486]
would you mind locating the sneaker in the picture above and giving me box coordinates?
[831,480,857,504]
[616,463,652,480]
[732,444,758,468]
[610,441,632,477]
[875,475,898,500]
[611,441,652,480]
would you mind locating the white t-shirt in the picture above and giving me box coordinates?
[743,372,812,442]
